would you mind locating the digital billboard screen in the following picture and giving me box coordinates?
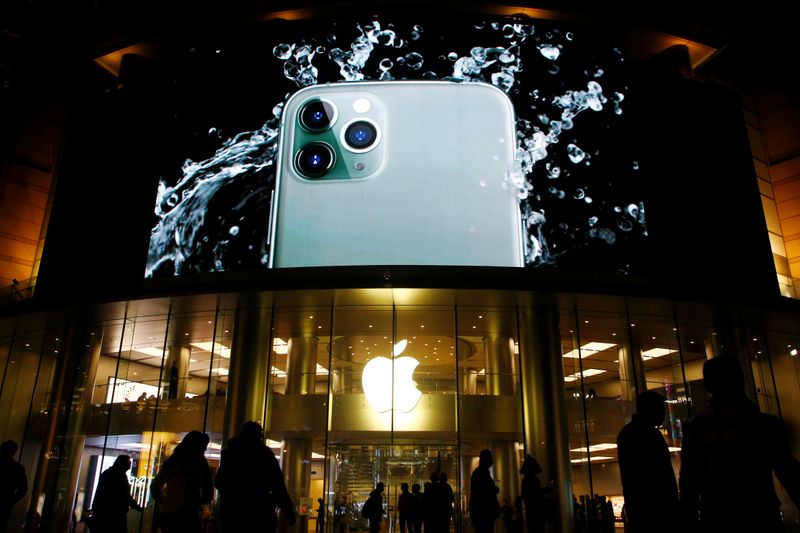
[144,15,646,278]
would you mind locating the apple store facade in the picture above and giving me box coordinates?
[3,2,800,533]
[2,288,799,532]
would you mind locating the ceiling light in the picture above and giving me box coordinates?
[273,338,288,354]
[570,443,617,453]
[133,347,165,358]
[191,342,231,358]
[570,456,614,463]
[563,342,616,358]
[641,348,676,359]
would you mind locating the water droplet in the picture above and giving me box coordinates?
[546,163,561,179]
[632,161,639,170]
[413,24,424,33]
[422,71,438,80]
[447,52,458,61]
[499,52,515,64]
[502,24,515,38]
[539,45,560,60]
[327,34,337,43]
[567,144,586,164]
[573,188,585,200]
[474,21,486,30]
[471,47,489,65]
[566,32,574,41]
[379,58,393,71]
[316,46,326,54]
[491,22,501,30]
[491,71,514,92]
[404,52,424,70]
[584,197,593,204]
[229,226,240,236]
[616,217,633,232]
[273,43,292,60]
[588,216,598,226]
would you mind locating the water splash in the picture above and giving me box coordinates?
[146,18,644,276]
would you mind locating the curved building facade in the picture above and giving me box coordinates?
[1,2,799,533]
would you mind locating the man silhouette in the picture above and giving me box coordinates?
[0,440,27,533]
[616,390,678,533]
[397,483,413,533]
[90,455,142,532]
[680,356,800,531]
[214,421,296,532]
[470,449,500,533]
[363,482,385,533]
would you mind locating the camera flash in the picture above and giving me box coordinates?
[353,98,371,113]
[355,162,366,171]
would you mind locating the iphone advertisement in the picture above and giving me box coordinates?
[144,15,646,278]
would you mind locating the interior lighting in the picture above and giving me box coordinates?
[133,347,166,358]
[641,348,676,359]
[562,342,616,358]
[569,443,617,452]
[563,368,607,382]
[191,342,231,358]
[570,456,614,463]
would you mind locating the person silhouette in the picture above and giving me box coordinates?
[214,421,296,532]
[317,497,326,533]
[519,455,546,533]
[470,449,500,533]
[679,356,800,532]
[397,483,413,533]
[410,483,423,533]
[438,472,455,532]
[616,390,678,533]
[362,482,385,533]
[0,440,27,532]
[150,431,213,533]
[89,455,142,532]
[423,472,441,533]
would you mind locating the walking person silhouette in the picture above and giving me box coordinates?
[470,449,501,533]
[214,421,296,532]
[397,483,414,533]
[89,455,142,532]
[150,431,213,533]
[362,482,385,533]
[616,390,678,533]
[680,356,800,532]
[0,440,27,533]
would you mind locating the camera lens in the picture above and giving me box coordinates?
[344,121,378,150]
[300,100,336,131]
[296,143,335,178]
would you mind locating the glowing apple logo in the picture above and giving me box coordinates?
[361,339,422,413]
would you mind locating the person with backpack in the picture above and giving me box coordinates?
[362,482,385,533]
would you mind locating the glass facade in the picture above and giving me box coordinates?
[1,290,799,532]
